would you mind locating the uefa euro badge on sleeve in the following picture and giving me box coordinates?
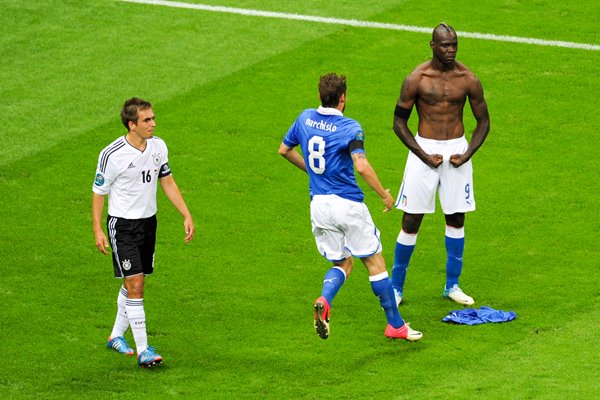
[94,173,105,187]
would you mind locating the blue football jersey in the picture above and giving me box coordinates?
[283,106,365,202]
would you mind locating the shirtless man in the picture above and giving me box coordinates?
[391,23,491,307]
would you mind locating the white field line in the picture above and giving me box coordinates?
[120,0,600,52]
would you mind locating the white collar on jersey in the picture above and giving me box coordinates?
[317,106,343,116]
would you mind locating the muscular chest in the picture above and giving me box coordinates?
[418,75,467,106]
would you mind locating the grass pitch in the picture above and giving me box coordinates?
[1,1,599,399]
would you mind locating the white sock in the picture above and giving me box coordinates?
[110,286,129,339]
[126,298,147,354]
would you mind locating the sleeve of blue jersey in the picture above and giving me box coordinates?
[349,128,365,155]
[283,136,297,148]
[282,119,300,148]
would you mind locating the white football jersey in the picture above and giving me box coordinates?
[93,136,171,219]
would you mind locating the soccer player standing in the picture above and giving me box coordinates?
[92,97,195,367]
[392,23,491,307]
[279,73,422,341]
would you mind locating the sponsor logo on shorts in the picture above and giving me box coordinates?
[94,173,105,186]
[401,194,408,207]
[122,259,131,271]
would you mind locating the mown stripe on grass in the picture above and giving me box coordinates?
[120,0,600,51]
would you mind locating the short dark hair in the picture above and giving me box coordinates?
[120,97,152,130]
[432,22,456,42]
[318,73,347,108]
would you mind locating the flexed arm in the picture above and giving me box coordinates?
[393,74,443,168]
[450,76,490,167]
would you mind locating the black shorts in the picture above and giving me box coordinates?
[107,215,157,278]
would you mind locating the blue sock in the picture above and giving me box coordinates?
[445,226,465,290]
[321,267,346,305]
[392,230,417,293]
[370,272,404,328]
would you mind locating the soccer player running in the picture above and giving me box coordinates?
[92,98,195,367]
[392,23,490,307]
[279,73,422,342]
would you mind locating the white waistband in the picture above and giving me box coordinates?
[416,133,466,145]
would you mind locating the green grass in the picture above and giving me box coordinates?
[1,0,599,398]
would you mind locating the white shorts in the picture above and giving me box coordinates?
[395,135,475,214]
[310,195,382,262]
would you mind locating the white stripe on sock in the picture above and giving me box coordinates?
[369,271,389,282]
[397,230,417,245]
[445,226,465,239]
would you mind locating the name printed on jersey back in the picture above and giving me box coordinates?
[305,117,337,132]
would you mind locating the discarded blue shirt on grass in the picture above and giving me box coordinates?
[442,306,517,325]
